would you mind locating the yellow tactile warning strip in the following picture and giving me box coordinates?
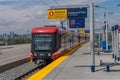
[27,42,87,80]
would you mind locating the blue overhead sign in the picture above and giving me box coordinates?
[67,8,87,18]
[69,18,85,28]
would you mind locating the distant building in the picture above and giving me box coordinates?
[10,31,15,39]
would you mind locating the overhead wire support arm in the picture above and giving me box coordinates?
[51,4,90,9]
[54,0,60,5]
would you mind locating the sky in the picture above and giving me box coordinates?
[0,0,120,34]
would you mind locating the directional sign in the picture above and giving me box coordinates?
[69,18,85,28]
[67,8,87,18]
[47,9,67,19]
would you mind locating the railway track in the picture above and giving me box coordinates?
[0,58,51,80]
[0,61,46,80]
[14,65,44,80]
[15,61,51,80]
[0,42,85,80]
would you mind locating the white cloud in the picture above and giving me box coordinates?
[109,13,120,26]
[0,3,47,33]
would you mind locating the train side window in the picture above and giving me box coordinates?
[53,33,57,50]
[58,33,61,49]
[56,33,59,50]
[54,33,60,51]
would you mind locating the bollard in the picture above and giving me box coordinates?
[117,57,120,61]
[112,54,114,58]
[91,66,95,72]
[98,52,100,55]
[106,65,110,72]
[115,55,117,61]
[100,60,102,66]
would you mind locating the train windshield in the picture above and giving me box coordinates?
[32,34,53,51]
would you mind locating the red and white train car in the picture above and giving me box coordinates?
[30,26,78,65]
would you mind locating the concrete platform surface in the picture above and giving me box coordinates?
[43,42,120,80]
[0,44,30,66]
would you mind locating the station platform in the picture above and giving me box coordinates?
[28,42,120,80]
[0,44,30,73]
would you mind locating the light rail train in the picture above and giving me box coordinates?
[30,26,78,65]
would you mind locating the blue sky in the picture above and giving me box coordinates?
[0,0,120,34]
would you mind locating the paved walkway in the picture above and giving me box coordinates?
[43,42,120,80]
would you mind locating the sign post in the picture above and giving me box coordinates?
[89,3,95,72]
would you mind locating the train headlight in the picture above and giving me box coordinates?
[34,53,37,56]
[48,53,51,56]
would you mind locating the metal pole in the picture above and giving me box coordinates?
[119,29,120,60]
[112,27,114,56]
[114,27,117,62]
[90,3,95,72]
[67,19,69,30]
[103,26,105,41]
[117,28,119,61]
[113,26,116,63]
[105,8,108,50]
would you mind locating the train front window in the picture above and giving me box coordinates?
[32,34,53,51]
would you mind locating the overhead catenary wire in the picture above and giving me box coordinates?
[40,0,50,8]
[54,0,60,5]
[40,0,65,29]
[53,0,67,29]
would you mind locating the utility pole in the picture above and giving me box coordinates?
[104,8,108,50]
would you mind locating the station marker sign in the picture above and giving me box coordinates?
[47,9,67,19]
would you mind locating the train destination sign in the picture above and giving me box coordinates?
[67,8,87,18]
[47,9,67,19]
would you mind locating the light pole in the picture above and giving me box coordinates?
[104,8,108,50]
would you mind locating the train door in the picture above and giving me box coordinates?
[53,32,61,51]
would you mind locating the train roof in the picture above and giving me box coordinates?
[32,27,60,34]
